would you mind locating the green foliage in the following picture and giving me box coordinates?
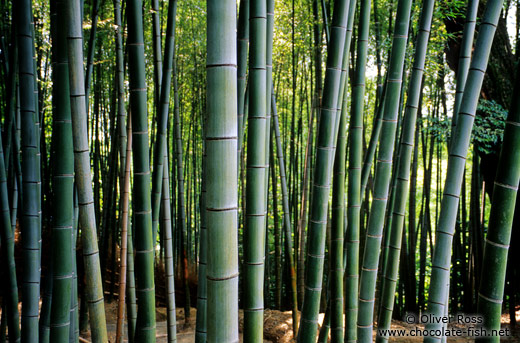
[474,99,507,154]
[422,115,450,142]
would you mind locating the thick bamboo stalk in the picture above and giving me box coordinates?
[243,0,268,340]
[65,0,108,341]
[344,0,370,341]
[329,1,356,341]
[127,0,157,340]
[297,0,349,341]
[357,0,412,341]
[424,0,504,341]
[17,0,42,340]
[206,1,239,341]
[477,66,520,343]
[375,0,434,341]
[50,0,74,340]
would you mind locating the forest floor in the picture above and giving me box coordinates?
[78,302,520,343]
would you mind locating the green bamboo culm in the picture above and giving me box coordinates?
[330,87,347,343]
[172,56,191,322]
[70,190,80,343]
[116,117,132,343]
[297,0,349,341]
[195,147,207,342]
[206,1,239,342]
[17,0,42,340]
[424,0,504,341]
[450,0,479,139]
[344,0,370,341]
[243,0,267,340]
[1,7,21,343]
[237,0,250,159]
[127,220,138,342]
[271,91,299,333]
[375,0,434,341]
[195,28,208,339]
[49,0,74,340]
[0,60,21,343]
[476,65,520,343]
[359,87,385,202]
[0,140,20,343]
[161,149,177,343]
[151,0,163,117]
[263,0,274,247]
[0,19,20,343]
[127,0,157,340]
[65,0,108,341]
[332,0,354,143]
[151,0,177,245]
[329,0,356,340]
[357,0,412,341]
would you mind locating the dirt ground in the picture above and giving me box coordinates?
[80,302,520,343]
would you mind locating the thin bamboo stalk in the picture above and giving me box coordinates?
[195,119,207,342]
[450,0,479,140]
[151,0,177,245]
[116,116,132,343]
[237,0,250,160]
[0,61,20,343]
[162,148,177,343]
[272,91,299,332]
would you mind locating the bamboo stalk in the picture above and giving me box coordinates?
[297,0,350,340]
[357,0,412,340]
[425,0,504,340]
[243,0,268,339]
[65,0,108,340]
[375,0,434,341]
[206,1,239,341]
[127,0,157,339]
[116,116,132,343]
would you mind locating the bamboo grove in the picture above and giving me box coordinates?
[0,0,519,342]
